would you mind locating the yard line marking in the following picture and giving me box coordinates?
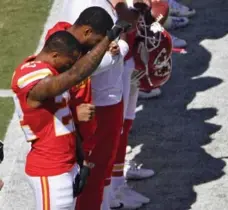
[0,89,13,97]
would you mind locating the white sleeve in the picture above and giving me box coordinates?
[118,39,129,57]
[92,39,129,76]
[92,52,121,76]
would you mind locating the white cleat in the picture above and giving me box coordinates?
[124,161,155,180]
[168,0,196,17]
[138,88,162,99]
[126,145,132,154]
[164,16,189,30]
[115,184,150,204]
[171,34,187,48]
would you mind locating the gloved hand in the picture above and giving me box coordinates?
[73,162,94,197]
[0,140,4,163]
[106,19,132,41]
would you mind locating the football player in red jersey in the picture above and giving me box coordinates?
[11,13,130,209]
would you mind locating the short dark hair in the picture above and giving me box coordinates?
[74,6,114,36]
[43,31,82,55]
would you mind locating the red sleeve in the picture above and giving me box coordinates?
[69,79,92,124]
[13,62,54,95]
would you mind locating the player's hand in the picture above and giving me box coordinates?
[109,41,120,56]
[76,104,95,122]
[106,19,132,41]
[0,140,4,163]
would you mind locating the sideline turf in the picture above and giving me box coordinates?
[0,0,52,89]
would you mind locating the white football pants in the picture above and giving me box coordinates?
[26,164,79,210]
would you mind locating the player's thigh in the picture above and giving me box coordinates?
[27,172,77,210]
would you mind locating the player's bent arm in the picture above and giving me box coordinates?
[28,37,111,105]
[92,39,129,76]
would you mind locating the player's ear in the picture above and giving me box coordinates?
[84,26,93,37]
[52,52,59,58]
[51,52,61,66]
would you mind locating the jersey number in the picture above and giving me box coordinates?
[13,92,74,142]
[54,92,74,136]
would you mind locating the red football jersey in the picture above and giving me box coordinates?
[69,78,97,147]
[46,22,97,143]
[11,56,77,176]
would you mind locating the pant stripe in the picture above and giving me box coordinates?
[40,177,50,210]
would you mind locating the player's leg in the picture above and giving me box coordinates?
[111,83,154,208]
[110,59,135,197]
[111,58,135,178]
[76,101,124,210]
[27,164,79,210]
[112,82,139,189]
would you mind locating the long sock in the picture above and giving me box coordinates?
[111,119,133,191]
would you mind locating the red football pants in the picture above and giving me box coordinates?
[76,100,123,210]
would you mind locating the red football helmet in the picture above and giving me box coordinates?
[132,14,172,89]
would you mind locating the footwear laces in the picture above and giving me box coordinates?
[127,160,143,171]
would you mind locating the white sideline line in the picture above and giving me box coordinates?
[0,89,13,97]
[0,0,64,207]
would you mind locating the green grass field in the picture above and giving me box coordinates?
[0,0,52,140]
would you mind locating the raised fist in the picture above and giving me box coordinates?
[107,19,132,41]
